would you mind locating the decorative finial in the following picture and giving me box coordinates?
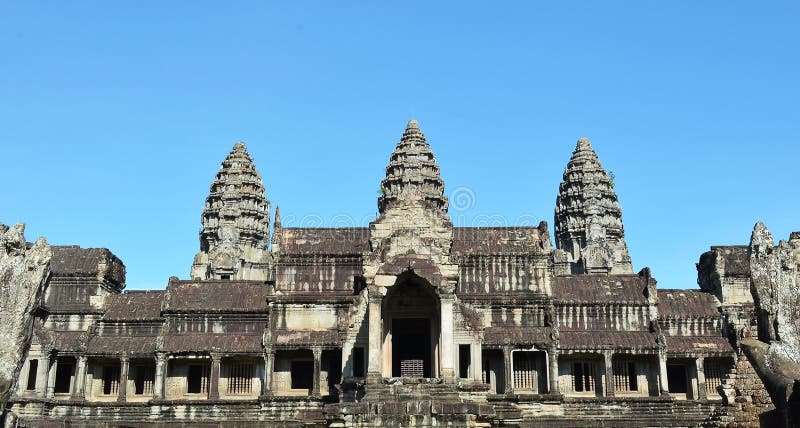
[577,137,591,148]
[274,206,282,228]
[233,141,247,150]
[407,119,419,130]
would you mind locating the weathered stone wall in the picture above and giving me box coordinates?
[725,355,776,427]
[0,223,51,423]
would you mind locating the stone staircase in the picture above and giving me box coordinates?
[325,378,495,424]
[513,398,726,427]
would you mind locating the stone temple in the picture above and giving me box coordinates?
[2,120,795,427]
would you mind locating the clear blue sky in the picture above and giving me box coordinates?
[1,2,798,291]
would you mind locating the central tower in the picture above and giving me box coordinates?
[378,119,448,214]
[360,120,459,385]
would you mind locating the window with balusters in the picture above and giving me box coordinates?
[102,365,121,396]
[187,364,209,394]
[704,359,730,397]
[512,351,541,392]
[226,363,254,395]
[571,361,596,393]
[133,364,155,395]
[613,360,638,393]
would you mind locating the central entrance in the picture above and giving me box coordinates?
[381,272,440,378]
[392,318,431,377]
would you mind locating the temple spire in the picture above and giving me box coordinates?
[273,206,282,229]
[554,137,633,275]
[378,120,448,214]
[191,142,271,280]
[271,206,282,253]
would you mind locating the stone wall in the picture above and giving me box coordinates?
[725,355,776,427]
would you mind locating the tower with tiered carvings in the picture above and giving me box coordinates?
[190,142,271,280]
[554,137,633,274]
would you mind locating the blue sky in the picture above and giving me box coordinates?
[1,2,798,291]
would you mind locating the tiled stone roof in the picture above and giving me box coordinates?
[273,329,340,347]
[51,331,86,352]
[278,228,369,255]
[162,334,262,353]
[658,289,720,319]
[559,330,658,350]
[665,335,733,354]
[103,291,164,321]
[452,227,547,256]
[163,280,270,313]
[551,275,648,304]
[87,336,157,356]
[51,246,125,286]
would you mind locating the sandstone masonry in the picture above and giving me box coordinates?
[2,120,791,427]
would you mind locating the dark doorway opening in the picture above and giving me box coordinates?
[667,364,688,393]
[392,318,431,377]
[482,349,505,394]
[291,360,314,391]
[323,349,342,398]
[459,344,471,379]
[26,360,38,391]
[352,347,365,377]
[187,364,209,394]
[53,358,75,394]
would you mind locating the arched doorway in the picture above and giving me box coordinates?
[381,272,440,378]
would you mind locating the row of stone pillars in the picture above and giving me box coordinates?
[492,349,708,397]
[40,355,131,401]
[36,350,325,401]
[554,351,708,398]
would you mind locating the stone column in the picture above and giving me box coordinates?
[37,353,51,396]
[72,355,88,400]
[367,290,382,384]
[658,352,669,396]
[312,347,322,398]
[502,346,513,394]
[696,357,707,401]
[154,353,166,399]
[117,356,129,402]
[549,347,560,394]
[261,350,274,397]
[208,354,221,400]
[341,339,354,378]
[472,342,483,382]
[46,356,58,398]
[439,295,455,382]
[604,351,615,397]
